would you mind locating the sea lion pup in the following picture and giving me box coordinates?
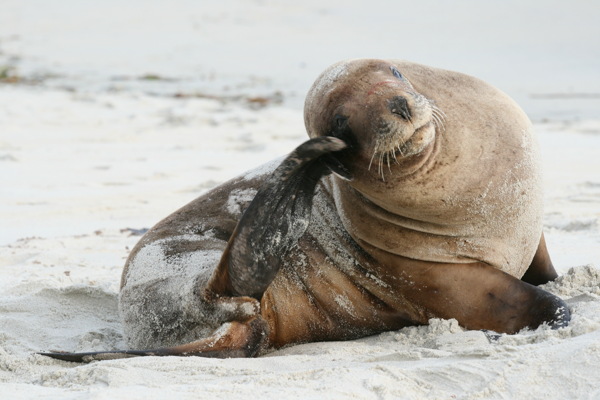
[41,59,569,362]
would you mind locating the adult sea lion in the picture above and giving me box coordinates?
[41,59,569,362]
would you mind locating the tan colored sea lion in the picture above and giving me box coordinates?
[41,59,569,362]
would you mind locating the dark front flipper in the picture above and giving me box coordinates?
[208,137,348,299]
[364,244,570,333]
[40,316,269,363]
[403,260,570,333]
[521,233,559,286]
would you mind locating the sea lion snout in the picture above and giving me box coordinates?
[388,96,412,121]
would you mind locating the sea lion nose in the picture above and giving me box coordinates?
[388,96,411,121]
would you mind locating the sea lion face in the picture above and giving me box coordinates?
[304,59,444,180]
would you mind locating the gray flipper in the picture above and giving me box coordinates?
[223,136,348,299]
[40,316,270,362]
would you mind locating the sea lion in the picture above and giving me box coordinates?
[41,59,569,362]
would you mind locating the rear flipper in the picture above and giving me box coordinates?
[207,136,348,299]
[40,316,269,362]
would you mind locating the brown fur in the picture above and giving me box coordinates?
[41,60,569,363]
[126,59,569,352]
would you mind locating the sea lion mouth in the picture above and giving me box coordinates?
[369,119,429,157]
[394,121,434,156]
[368,114,443,180]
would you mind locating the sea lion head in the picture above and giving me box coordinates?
[304,59,444,181]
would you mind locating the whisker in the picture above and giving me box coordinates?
[368,148,377,171]
[392,147,399,164]
[437,109,446,122]
[386,151,391,173]
[436,105,447,118]
[431,113,442,130]
[431,105,447,132]
[396,136,406,157]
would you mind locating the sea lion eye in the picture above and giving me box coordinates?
[390,66,403,80]
[334,114,348,129]
[330,114,355,147]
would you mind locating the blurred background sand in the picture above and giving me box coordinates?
[1,0,599,120]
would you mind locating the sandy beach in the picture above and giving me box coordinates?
[2,1,600,399]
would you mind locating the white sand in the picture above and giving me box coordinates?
[2,1,600,399]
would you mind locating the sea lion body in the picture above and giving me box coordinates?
[42,60,569,362]
[306,60,544,274]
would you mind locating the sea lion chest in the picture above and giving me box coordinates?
[325,117,544,276]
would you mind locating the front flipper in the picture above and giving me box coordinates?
[404,260,570,332]
[521,233,559,286]
[208,136,348,299]
[363,244,570,333]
